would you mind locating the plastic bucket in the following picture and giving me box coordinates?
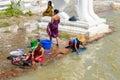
[30,39,38,47]
[40,39,52,50]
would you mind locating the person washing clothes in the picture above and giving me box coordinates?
[32,42,44,66]
[67,35,87,54]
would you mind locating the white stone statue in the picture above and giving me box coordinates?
[38,0,109,37]
[52,0,109,37]
[53,0,106,25]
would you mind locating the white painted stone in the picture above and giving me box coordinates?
[21,0,48,13]
[0,0,110,37]
[58,12,70,20]
[0,0,11,10]
[37,0,110,37]
[0,0,11,6]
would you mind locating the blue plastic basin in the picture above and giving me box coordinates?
[40,39,52,50]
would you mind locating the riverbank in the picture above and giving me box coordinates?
[0,5,115,80]
[0,25,114,80]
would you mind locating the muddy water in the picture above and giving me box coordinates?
[6,10,120,80]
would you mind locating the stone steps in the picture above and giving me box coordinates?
[37,22,88,35]
[0,0,11,10]
[37,15,109,37]
[22,0,48,13]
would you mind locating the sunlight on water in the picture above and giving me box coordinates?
[11,10,120,80]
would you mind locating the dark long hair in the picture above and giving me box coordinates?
[36,42,42,50]
[48,1,52,6]
[54,9,59,14]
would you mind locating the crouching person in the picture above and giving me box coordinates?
[12,51,32,66]
[69,35,87,54]
[22,51,32,66]
[32,42,44,67]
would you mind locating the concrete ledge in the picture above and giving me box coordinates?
[0,0,11,10]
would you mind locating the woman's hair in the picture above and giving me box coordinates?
[48,1,52,6]
[36,42,42,50]
[54,9,59,14]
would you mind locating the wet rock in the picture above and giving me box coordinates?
[24,22,30,27]
[0,25,19,33]
[87,66,92,70]
[25,21,38,33]
[9,25,19,33]
[6,45,11,48]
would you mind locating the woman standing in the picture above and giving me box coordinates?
[47,9,60,46]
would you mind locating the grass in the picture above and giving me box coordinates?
[59,32,71,39]
[0,11,6,18]
[25,10,33,16]
[31,28,72,40]
[3,30,11,33]
[0,22,11,28]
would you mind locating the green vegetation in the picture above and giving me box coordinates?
[5,8,23,17]
[59,32,71,39]
[0,11,6,18]
[25,10,33,16]
[32,30,37,33]
[3,30,11,33]
[0,0,33,18]
[4,1,23,17]
[0,22,11,28]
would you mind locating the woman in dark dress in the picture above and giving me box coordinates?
[47,9,60,46]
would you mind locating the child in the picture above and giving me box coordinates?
[12,51,32,66]
[22,51,32,61]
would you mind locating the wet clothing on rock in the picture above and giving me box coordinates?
[11,53,32,66]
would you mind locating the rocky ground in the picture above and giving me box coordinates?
[0,22,113,80]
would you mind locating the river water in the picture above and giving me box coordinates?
[9,10,120,80]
